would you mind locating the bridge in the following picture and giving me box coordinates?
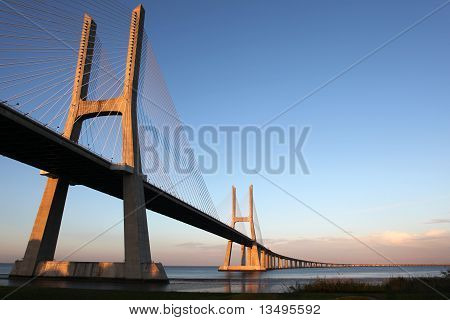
[1,1,434,282]
[1,98,349,275]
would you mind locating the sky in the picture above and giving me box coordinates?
[1,0,450,265]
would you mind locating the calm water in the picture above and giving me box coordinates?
[1,263,448,293]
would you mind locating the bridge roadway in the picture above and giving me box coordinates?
[4,103,448,270]
[0,102,347,269]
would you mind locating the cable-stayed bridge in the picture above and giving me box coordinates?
[0,1,391,281]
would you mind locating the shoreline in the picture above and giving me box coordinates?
[1,276,449,300]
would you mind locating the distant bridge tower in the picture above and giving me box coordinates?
[219,185,266,271]
[10,5,167,281]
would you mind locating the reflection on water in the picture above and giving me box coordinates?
[165,265,448,280]
[0,263,448,293]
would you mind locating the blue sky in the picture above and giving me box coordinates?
[1,0,450,265]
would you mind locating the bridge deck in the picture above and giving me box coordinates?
[4,103,443,269]
[0,103,254,248]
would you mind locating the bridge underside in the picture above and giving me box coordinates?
[0,103,254,249]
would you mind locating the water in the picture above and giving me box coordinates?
[0,263,448,293]
[0,264,11,275]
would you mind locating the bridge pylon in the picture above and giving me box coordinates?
[219,185,266,271]
[10,5,167,281]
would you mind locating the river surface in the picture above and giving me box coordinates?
[0,263,448,293]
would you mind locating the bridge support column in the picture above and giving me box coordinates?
[250,244,261,267]
[123,173,155,279]
[247,246,252,265]
[10,178,69,276]
[240,245,246,265]
[260,249,266,269]
[222,241,233,269]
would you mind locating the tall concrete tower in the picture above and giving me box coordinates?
[10,5,167,281]
[219,185,266,271]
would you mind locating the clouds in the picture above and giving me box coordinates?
[370,231,414,245]
[368,229,450,244]
[175,241,223,250]
[175,242,207,248]
[425,218,450,224]
[263,229,450,265]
